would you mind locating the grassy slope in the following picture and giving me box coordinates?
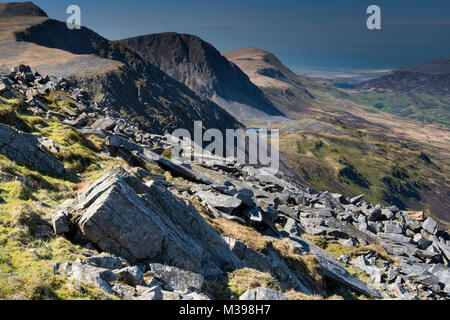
[349,91,450,128]
[277,82,450,229]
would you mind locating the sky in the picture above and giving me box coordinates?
[19,0,450,77]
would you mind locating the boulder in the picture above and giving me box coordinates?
[413,234,432,250]
[368,208,383,222]
[58,262,117,295]
[135,285,163,300]
[51,210,70,235]
[384,223,404,234]
[290,236,382,299]
[284,218,305,236]
[0,123,64,175]
[148,264,204,292]
[240,288,288,301]
[378,233,414,245]
[114,266,145,287]
[71,170,244,276]
[91,116,116,131]
[423,218,438,235]
[349,194,364,205]
[87,255,123,270]
[197,191,244,215]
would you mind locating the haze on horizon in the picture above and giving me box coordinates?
[15,0,450,78]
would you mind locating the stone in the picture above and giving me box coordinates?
[339,238,356,247]
[114,266,145,287]
[385,206,400,213]
[239,288,288,301]
[349,194,365,204]
[384,223,404,234]
[0,123,65,175]
[87,255,123,270]
[111,283,135,300]
[135,285,163,300]
[387,268,399,282]
[225,237,311,295]
[262,206,278,223]
[291,236,382,299]
[182,292,211,300]
[381,209,395,220]
[351,256,383,284]
[413,234,432,250]
[62,262,118,295]
[432,236,450,262]
[91,116,116,131]
[51,210,70,235]
[0,77,11,93]
[368,208,383,222]
[71,170,244,275]
[338,255,350,264]
[284,218,305,236]
[147,264,204,292]
[406,211,424,222]
[234,188,255,207]
[378,233,414,245]
[197,191,244,215]
[423,218,438,235]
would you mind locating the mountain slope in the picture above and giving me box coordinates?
[223,47,317,116]
[119,33,285,121]
[0,1,47,17]
[352,57,450,127]
[7,17,242,135]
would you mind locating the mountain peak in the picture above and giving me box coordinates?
[119,32,285,120]
[0,1,48,18]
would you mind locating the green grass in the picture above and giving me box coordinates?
[281,118,448,221]
[349,92,450,128]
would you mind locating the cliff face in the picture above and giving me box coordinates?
[119,33,285,120]
[13,20,242,135]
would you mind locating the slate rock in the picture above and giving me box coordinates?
[114,266,145,287]
[72,170,244,275]
[0,123,64,175]
[284,218,305,236]
[239,288,288,301]
[423,218,438,235]
[197,191,244,215]
[148,263,204,292]
[384,223,404,235]
[51,210,70,235]
[87,255,123,270]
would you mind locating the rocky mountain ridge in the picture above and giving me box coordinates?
[119,33,285,121]
[0,65,449,300]
[2,12,242,135]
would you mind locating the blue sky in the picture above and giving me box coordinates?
[21,0,450,74]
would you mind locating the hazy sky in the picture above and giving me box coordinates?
[23,0,450,74]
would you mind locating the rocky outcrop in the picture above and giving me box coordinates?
[69,169,244,276]
[240,288,288,301]
[0,123,64,175]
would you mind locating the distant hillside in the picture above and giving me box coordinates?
[353,57,450,127]
[119,33,285,121]
[398,57,450,75]
[10,18,242,135]
[223,47,317,116]
[0,1,47,17]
